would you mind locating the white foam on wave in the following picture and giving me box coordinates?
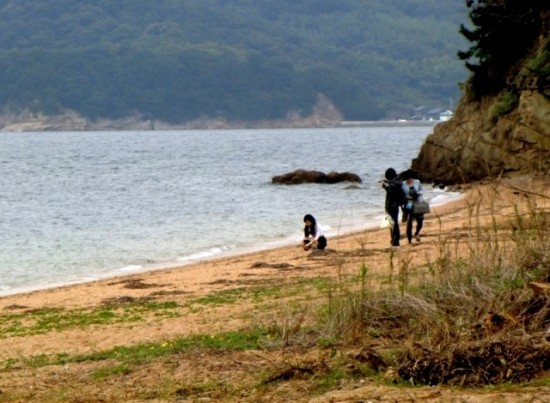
[427,190,464,206]
[320,224,332,236]
[177,246,230,263]
[0,276,105,297]
[119,264,144,272]
[0,284,11,292]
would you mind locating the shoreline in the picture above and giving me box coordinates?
[0,195,466,305]
[0,116,438,133]
[0,191,464,299]
[0,186,476,364]
[1,125,442,299]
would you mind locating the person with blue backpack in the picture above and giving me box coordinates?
[401,171,425,244]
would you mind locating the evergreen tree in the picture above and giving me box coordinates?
[458,0,546,96]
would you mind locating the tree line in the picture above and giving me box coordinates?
[0,0,471,123]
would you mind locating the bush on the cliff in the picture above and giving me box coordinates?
[491,90,519,121]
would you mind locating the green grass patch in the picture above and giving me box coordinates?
[2,327,272,370]
[491,90,519,120]
[313,368,345,394]
[92,363,132,379]
[188,277,333,308]
[0,300,181,338]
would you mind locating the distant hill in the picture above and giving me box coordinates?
[0,0,469,125]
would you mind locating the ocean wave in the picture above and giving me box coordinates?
[119,264,144,272]
[177,246,233,263]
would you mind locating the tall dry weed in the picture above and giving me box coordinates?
[322,179,550,352]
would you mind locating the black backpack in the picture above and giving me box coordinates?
[388,179,406,206]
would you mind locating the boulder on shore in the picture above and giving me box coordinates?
[272,169,362,185]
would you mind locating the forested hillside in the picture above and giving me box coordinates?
[0,0,468,124]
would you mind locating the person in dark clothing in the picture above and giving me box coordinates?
[381,168,406,247]
[303,214,327,251]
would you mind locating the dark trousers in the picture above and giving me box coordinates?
[303,235,327,250]
[405,211,424,243]
[387,206,400,246]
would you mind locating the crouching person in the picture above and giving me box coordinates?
[303,214,327,251]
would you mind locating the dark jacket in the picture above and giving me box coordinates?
[384,178,406,211]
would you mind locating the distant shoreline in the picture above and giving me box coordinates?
[0,112,440,132]
[338,120,438,128]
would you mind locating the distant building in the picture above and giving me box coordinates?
[439,110,454,121]
[410,106,454,121]
[410,106,430,120]
[426,108,445,120]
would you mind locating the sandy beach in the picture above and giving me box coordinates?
[0,191,468,357]
[1,175,549,402]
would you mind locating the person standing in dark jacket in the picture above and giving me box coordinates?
[381,168,406,247]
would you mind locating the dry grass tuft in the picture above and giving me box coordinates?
[317,178,550,386]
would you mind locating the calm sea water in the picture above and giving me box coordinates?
[0,125,459,296]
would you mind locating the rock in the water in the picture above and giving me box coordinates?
[272,169,362,184]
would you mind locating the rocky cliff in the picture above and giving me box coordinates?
[412,12,549,185]
[412,89,549,185]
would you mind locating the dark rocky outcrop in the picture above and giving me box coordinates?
[272,169,362,185]
[412,90,550,185]
[411,14,549,186]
